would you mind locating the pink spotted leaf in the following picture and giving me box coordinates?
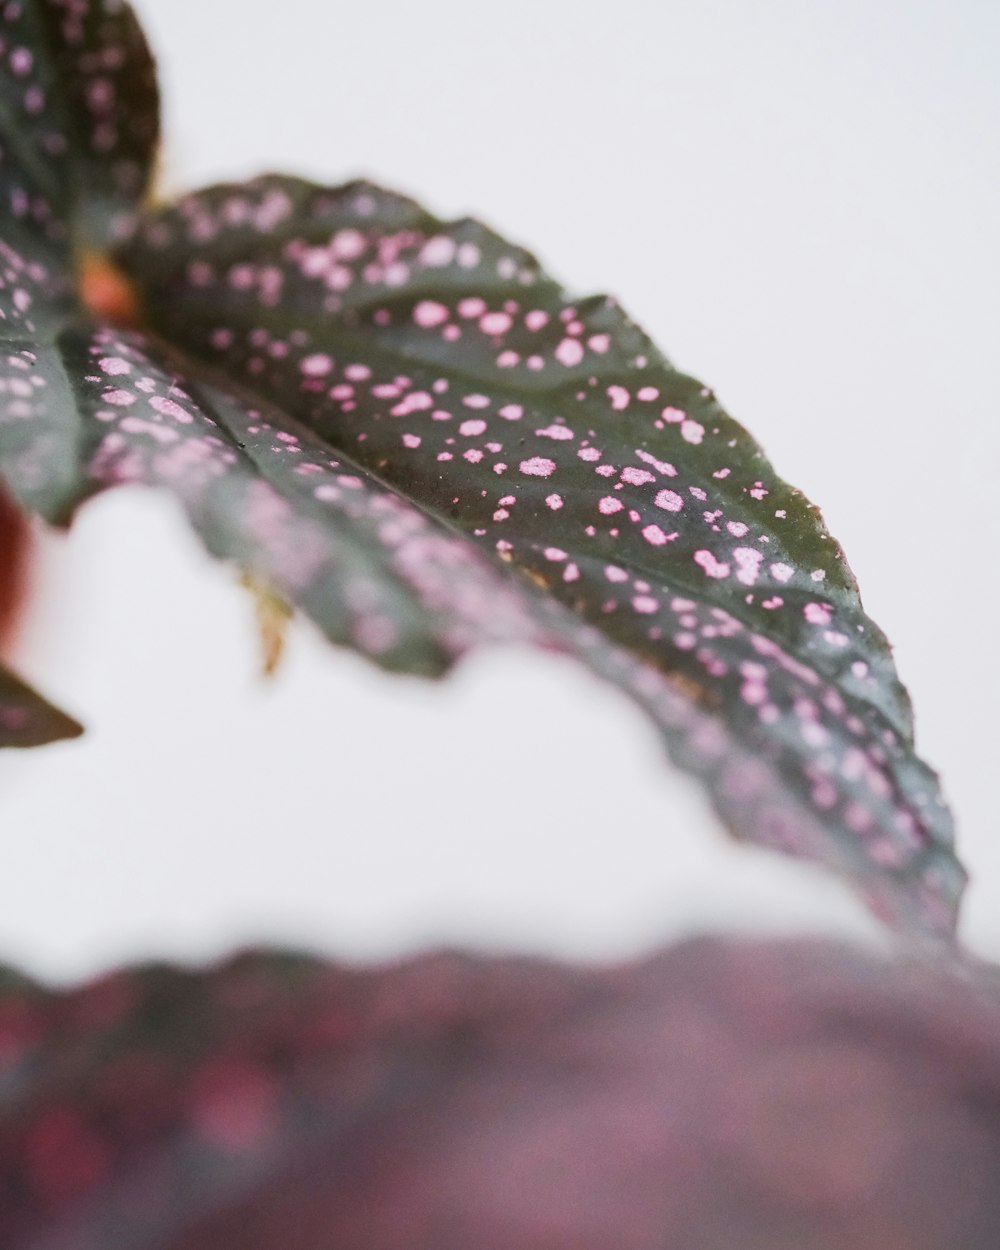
[0,2,963,935]
[2,941,1000,1249]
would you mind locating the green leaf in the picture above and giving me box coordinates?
[2,940,1000,1248]
[0,0,159,258]
[0,661,81,747]
[94,175,957,936]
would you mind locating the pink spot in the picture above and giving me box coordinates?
[621,466,655,486]
[588,334,610,353]
[391,391,433,417]
[545,493,564,510]
[578,447,601,462]
[595,464,616,477]
[345,363,371,381]
[633,595,658,614]
[99,357,130,376]
[499,404,523,420]
[607,385,629,411]
[414,300,449,327]
[655,489,684,512]
[662,406,685,423]
[727,520,748,537]
[402,433,421,448]
[636,449,676,476]
[480,311,512,335]
[555,338,584,367]
[458,297,486,318]
[750,486,769,500]
[805,602,832,625]
[694,550,730,579]
[637,386,659,402]
[599,496,623,515]
[642,524,672,545]
[525,310,549,331]
[536,424,573,440]
[681,419,704,444]
[464,448,484,463]
[733,547,763,586]
[300,353,333,377]
[770,562,794,582]
[459,418,487,437]
[420,237,456,267]
[149,396,194,424]
[519,456,556,477]
[544,547,567,561]
[101,389,135,407]
[189,1059,277,1154]
[605,566,629,583]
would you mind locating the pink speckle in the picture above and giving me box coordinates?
[642,524,672,546]
[633,595,658,614]
[694,550,730,579]
[480,311,512,335]
[544,547,567,561]
[805,602,833,626]
[750,486,769,501]
[300,353,333,377]
[599,496,623,515]
[99,357,130,376]
[607,385,629,411]
[555,338,584,367]
[149,395,194,424]
[458,297,486,319]
[189,1059,277,1154]
[681,419,704,444]
[605,566,629,583]
[391,391,433,417]
[459,418,487,437]
[637,386,659,402]
[9,48,33,77]
[345,363,371,381]
[588,334,610,353]
[402,433,421,448]
[420,236,456,267]
[464,448,484,463]
[595,464,616,477]
[563,563,580,582]
[525,310,549,331]
[636,449,676,476]
[578,447,601,462]
[726,520,748,537]
[621,466,655,486]
[770,562,794,583]
[662,406,685,423]
[519,457,556,477]
[733,547,763,586]
[101,389,135,407]
[536,424,573,440]
[499,404,523,420]
[655,489,684,512]
[413,300,449,328]
[545,494,564,510]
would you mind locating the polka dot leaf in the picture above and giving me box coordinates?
[2,941,1000,1248]
[0,6,963,934]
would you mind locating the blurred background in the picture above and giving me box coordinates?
[0,0,996,981]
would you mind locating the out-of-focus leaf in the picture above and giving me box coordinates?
[2,940,1000,1249]
[0,662,81,746]
[91,175,958,935]
[0,0,159,258]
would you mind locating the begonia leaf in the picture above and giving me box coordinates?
[107,176,959,934]
[0,661,81,746]
[0,3,963,934]
[2,940,1000,1249]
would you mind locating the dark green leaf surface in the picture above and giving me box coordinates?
[93,175,959,935]
[0,661,81,746]
[0,0,158,258]
[3,941,1000,1249]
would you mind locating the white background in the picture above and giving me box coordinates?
[1,0,997,981]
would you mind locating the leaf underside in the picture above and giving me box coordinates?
[2,941,1000,1249]
[0,2,963,936]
